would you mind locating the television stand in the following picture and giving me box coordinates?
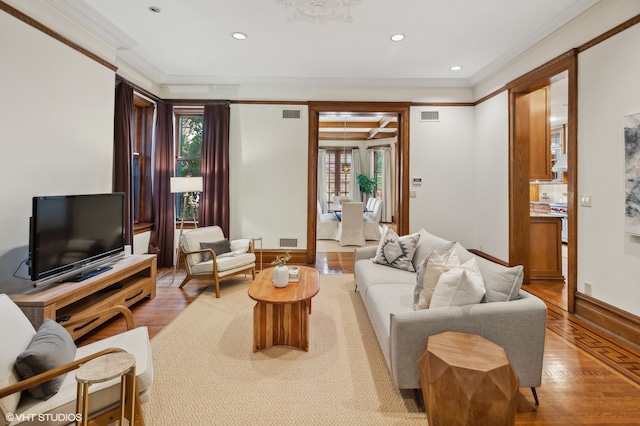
[67,265,114,282]
[10,255,156,340]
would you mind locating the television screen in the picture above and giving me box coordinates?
[30,193,125,284]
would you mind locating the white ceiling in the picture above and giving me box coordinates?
[47,0,599,88]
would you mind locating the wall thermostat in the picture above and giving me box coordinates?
[412,177,422,186]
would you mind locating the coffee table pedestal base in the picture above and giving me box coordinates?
[252,300,310,352]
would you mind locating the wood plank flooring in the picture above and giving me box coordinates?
[78,252,640,425]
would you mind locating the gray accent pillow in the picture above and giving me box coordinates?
[200,239,231,262]
[411,228,456,271]
[372,228,420,272]
[476,256,524,302]
[14,319,77,400]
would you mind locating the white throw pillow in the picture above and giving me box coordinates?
[429,257,486,308]
[372,227,421,272]
[414,246,460,310]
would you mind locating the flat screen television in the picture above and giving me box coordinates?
[29,193,125,286]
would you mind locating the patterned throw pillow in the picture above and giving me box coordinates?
[372,228,421,272]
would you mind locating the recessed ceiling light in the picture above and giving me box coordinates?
[148,6,161,13]
[390,34,405,42]
[450,65,463,71]
[232,32,248,40]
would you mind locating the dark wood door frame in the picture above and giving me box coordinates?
[508,49,578,312]
[306,102,411,264]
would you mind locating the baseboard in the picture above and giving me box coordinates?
[574,292,640,347]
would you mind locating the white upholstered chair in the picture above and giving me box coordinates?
[363,199,383,240]
[317,199,339,240]
[179,226,256,298]
[0,295,152,426]
[336,202,365,246]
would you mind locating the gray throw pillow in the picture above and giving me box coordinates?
[200,239,231,262]
[411,228,456,271]
[476,257,524,302]
[372,228,420,272]
[14,319,77,400]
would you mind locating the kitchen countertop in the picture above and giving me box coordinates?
[530,213,562,218]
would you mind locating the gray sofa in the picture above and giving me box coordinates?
[354,228,547,393]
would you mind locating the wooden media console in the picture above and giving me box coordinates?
[11,254,156,340]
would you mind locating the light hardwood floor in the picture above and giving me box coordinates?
[79,252,640,425]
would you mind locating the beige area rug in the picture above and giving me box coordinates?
[142,274,424,425]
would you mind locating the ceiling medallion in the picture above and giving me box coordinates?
[277,0,362,23]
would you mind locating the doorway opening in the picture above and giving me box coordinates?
[509,52,577,312]
[307,103,410,265]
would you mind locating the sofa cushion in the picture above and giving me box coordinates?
[190,252,256,275]
[200,239,231,261]
[14,319,77,400]
[363,283,416,368]
[411,228,456,271]
[430,257,486,308]
[414,247,460,310]
[372,228,420,272]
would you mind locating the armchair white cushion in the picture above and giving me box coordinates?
[179,226,256,297]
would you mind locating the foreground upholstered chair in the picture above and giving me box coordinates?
[336,202,365,246]
[179,226,256,297]
[0,294,152,426]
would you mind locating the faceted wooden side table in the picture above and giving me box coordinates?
[418,331,519,426]
[75,351,144,426]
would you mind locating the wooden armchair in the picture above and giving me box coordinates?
[179,226,256,297]
[0,295,151,426]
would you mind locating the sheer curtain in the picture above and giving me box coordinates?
[113,81,134,246]
[147,101,175,268]
[199,103,230,235]
[350,148,362,202]
[318,149,328,213]
[380,147,393,222]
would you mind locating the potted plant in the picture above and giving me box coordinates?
[271,250,292,288]
[357,174,376,201]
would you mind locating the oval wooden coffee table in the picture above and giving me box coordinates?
[248,266,319,352]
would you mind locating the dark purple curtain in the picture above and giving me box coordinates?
[113,81,134,245]
[148,102,175,268]
[199,104,230,235]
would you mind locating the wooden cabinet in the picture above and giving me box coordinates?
[529,87,552,180]
[10,255,156,340]
[529,216,564,282]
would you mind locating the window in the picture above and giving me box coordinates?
[324,149,352,202]
[373,149,383,199]
[175,108,203,221]
[132,94,154,225]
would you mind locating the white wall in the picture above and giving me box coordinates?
[473,92,510,260]
[409,106,476,246]
[577,23,640,316]
[0,12,115,293]
[229,104,309,249]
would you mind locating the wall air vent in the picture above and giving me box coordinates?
[279,238,298,248]
[420,110,440,122]
[282,109,302,119]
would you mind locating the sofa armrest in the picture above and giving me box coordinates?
[353,245,378,283]
[389,290,547,389]
[0,347,124,399]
